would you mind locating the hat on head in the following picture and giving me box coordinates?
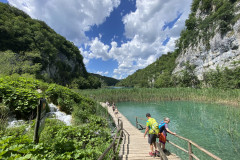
[146,113,151,117]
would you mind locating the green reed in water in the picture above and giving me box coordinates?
[76,88,240,106]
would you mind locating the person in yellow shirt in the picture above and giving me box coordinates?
[144,113,159,157]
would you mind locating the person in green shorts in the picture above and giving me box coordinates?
[144,113,159,157]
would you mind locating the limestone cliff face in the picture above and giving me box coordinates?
[42,51,87,84]
[173,2,240,80]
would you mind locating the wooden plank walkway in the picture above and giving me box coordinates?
[100,102,181,160]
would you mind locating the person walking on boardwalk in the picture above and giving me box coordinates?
[144,113,159,157]
[114,107,118,118]
[112,102,115,112]
[106,101,110,107]
[158,117,176,152]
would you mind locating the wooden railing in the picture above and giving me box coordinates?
[156,142,168,160]
[135,116,146,130]
[98,118,124,160]
[168,134,221,160]
[135,117,222,160]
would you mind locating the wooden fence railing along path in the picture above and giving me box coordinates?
[99,102,180,160]
[136,117,222,160]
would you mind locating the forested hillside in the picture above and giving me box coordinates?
[117,51,178,88]
[0,3,118,88]
[118,0,240,89]
[90,73,119,86]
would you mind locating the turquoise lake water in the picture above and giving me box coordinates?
[117,101,240,160]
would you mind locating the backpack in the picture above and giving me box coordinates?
[150,119,160,135]
[158,121,166,133]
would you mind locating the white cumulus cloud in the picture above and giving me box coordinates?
[96,71,109,76]
[111,0,192,79]
[83,0,192,79]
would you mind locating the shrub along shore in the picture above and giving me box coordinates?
[78,88,240,107]
[0,75,112,159]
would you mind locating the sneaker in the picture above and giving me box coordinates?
[155,150,160,156]
[149,152,155,157]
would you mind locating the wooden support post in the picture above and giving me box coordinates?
[136,117,138,128]
[113,140,116,160]
[188,141,193,160]
[156,142,168,160]
[34,102,41,143]
[33,98,46,144]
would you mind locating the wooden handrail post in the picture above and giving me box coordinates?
[188,142,193,160]
[136,117,138,128]
[156,142,168,160]
[34,98,46,144]
[113,142,116,160]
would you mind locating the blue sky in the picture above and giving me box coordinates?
[1,0,192,79]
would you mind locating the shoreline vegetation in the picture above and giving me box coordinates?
[77,88,240,107]
[0,75,112,159]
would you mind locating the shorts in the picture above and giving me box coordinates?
[148,134,157,144]
[159,132,166,144]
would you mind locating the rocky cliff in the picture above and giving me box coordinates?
[173,1,240,80]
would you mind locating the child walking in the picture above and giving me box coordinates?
[159,117,176,151]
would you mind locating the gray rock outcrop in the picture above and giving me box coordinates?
[173,17,240,80]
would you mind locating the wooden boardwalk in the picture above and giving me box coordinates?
[100,102,180,160]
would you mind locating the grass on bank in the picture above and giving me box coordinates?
[77,88,240,107]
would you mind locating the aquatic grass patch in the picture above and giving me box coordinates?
[78,88,240,106]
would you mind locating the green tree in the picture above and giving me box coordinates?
[0,50,42,75]
[185,14,197,30]
[203,66,240,89]
[155,71,172,88]
[176,62,200,88]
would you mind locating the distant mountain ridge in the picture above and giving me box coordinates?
[90,73,119,86]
